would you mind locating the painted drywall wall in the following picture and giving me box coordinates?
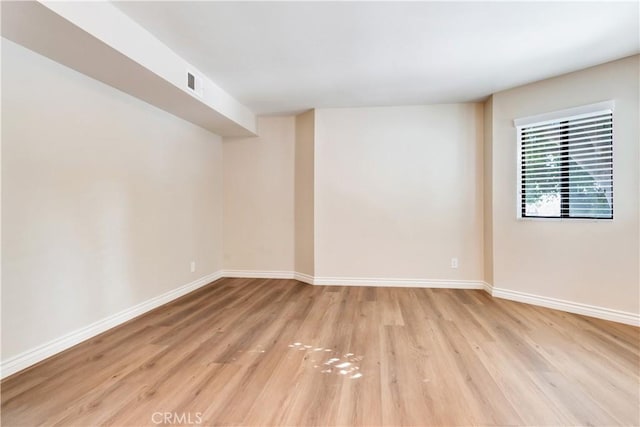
[483,96,494,285]
[490,55,639,314]
[1,39,224,361]
[314,105,484,280]
[223,117,295,272]
[295,110,315,276]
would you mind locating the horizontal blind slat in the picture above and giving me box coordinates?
[521,113,611,132]
[522,135,612,151]
[522,132,612,147]
[522,125,612,141]
[522,118,612,134]
[522,169,613,178]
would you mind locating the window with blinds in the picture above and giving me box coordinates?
[516,104,613,219]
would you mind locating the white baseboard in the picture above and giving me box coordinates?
[223,270,484,289]
[222,270,295,279]
[0,271,223,379]
[482,281,494,294]
[221,273,638,326]
[293,272,314,285]
[4,271,637,379]
[491,286,640,327]
[313,276,485,289]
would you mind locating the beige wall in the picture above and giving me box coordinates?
[314,105,484,280]
[483,96,494,285]
[490,55,639,313]
[223,116,295,272]
[294,110,315,276]
[1,39,224,360]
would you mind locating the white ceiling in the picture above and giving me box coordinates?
[114,1,639,115]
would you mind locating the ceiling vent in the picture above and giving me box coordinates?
[186,70,203,97]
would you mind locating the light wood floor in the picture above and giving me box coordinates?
[2,278,639,426]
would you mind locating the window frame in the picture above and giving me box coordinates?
[514,101,615,221]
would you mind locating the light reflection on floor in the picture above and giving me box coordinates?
[288,342,363,379]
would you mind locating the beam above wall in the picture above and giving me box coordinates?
[1,1,257,137]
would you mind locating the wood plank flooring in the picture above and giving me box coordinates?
[1,278,639,426]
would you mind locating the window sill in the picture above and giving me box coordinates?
[516,216,613,223]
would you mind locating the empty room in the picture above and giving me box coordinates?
[1,1,639,426]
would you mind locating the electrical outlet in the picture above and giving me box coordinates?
[190,261,196,273]
[451,257,459,269]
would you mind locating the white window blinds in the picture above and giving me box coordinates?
[516,105,613,219]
